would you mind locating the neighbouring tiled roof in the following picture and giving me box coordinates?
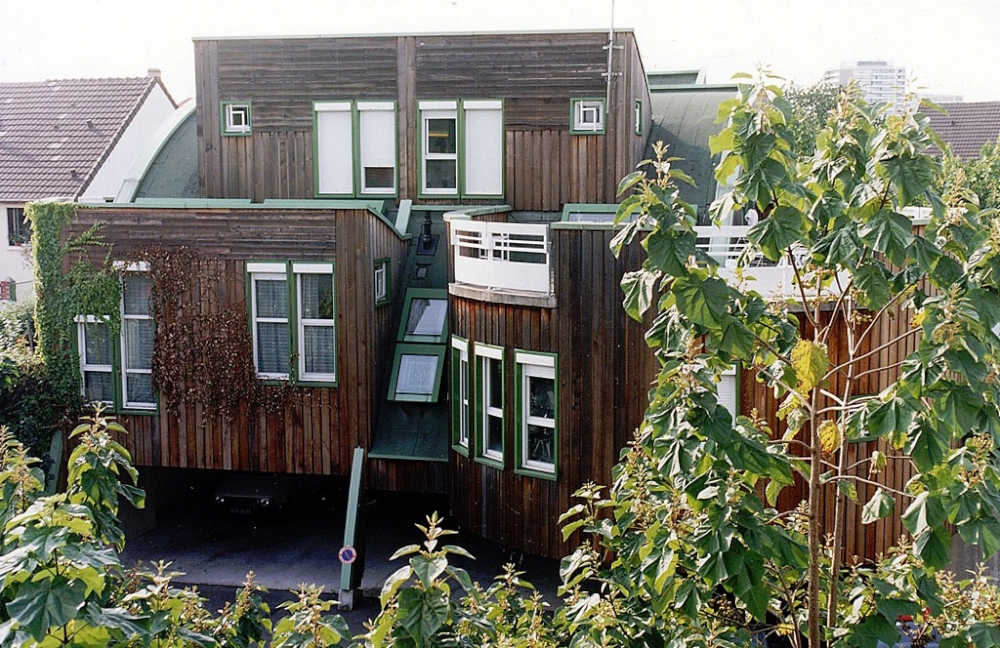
[925,101,1000,160]
[0,77,166,201]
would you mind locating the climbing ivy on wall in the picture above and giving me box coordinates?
[28,202,121,444]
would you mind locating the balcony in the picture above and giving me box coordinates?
[448,216,555,307]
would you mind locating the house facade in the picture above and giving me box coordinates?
[53,31,924,561]
[0,74,177,302]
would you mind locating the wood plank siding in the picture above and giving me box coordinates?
[66,205,407,478]
[195,31,649,209]
[448,224,655,557]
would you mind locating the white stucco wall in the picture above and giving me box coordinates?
[0,204,34,301]
[80,84,176,202]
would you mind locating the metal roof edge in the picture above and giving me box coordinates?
[192,27,634,42]
[650,83,740,93]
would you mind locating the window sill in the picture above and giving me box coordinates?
[449,283,556,308]
[514,465,558,482]
[474,455,504,470]
[451,443,470,458]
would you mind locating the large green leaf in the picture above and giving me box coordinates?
[884,153,936,206]
[858,209,914,265]
[672,274,733,328]
[812,225,861,268]
[914,525,951,569]
[7,575,87,641]
[904,422,949,471]
[409,555,447,589]
[645,229,696,277]
[746,206,804,262]
[397,587,450,642]
[956,514,1000,560]
[861,488,895,524]
[853,261,891,310]
[901,492,946,536]
[621,270,658,322]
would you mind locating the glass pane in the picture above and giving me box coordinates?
[364,167,395,190]
[487,414,503,454]
[528,375,555,419]
[257,322,288,374]
[527,424,554,464]
[256,278,288,319]
[126,373,155,404]
[487,358,503,409]
[84,371,113,403]
[122,275,151,315]
[405,298,447,337]
[425,160,457,189]
[395,354,439,395]
[300,274,334,320]
[124,319,154,370]
[427,118,456,154]
[84,322,112,366]
[303,325,336,375]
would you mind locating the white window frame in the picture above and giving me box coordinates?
[420,101,459,196]
[75,315,114,407]
[719,366,738,420]
[293,262,336,383]
[315,101,354,196]
[119,268,156,410]
[373,259,389,306]
[452,337,470,450]
[572,98,605,134]
[248,262,290,381]
[517,351,556,475]
[462,100,503,197]
[357,101,397,195]
[477,344,504,464]
[223,102,251,135]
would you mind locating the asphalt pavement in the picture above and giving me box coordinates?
[119,484,562,633]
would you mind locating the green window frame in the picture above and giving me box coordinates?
[74,263,157,414]
[388,344,446,403]
[246,260,338,386]
[450,336,471,455]
[514,350,558,479]
[221,101,252,136]
[398,288,448,343]
[634,99,643,136]
[373,258,391,307]
[475,343,504,469]
[313,100,398,199]
[570,97,605,135]
[417,99,504,200]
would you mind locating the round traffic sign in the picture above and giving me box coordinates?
[339,546,357,564]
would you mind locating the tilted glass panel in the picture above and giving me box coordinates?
[124,319,154,370]
[303,326,336,375]
[123,275,151,315]
[527,424,554,464]
[84,322,112,365]
[256,279,288,319]
[405,298,447,337]
[528,375,555,419]
[300,274,334,320]
[257,322,289,374]
[395,354,439,395]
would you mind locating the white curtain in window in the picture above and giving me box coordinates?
[463,100,503,196]
[316,102,353,195]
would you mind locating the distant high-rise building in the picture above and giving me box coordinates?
[823,60,907,107]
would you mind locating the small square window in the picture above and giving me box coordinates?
[571,98,605,134]
[222,102,252,136]
[7,207,29,247]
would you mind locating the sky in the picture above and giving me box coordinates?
[1,0,999,103]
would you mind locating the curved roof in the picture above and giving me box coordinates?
[131,105,199,199]
[647,85,736,216]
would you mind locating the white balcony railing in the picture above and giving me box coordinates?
[695,224,835,298]
[451,220,551,294]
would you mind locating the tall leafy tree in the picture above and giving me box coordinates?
[561,73,1000,647]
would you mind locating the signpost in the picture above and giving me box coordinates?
[339,447,365,610]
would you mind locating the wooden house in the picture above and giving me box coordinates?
[57,31,926,561]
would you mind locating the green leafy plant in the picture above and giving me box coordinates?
[582,71,1000,647]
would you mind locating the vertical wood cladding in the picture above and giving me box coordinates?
[195,31,649,208]
[448,225,655,558]
[65,206,407,478]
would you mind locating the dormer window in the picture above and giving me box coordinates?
[571,98,605,134]
[222,102,252,136]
